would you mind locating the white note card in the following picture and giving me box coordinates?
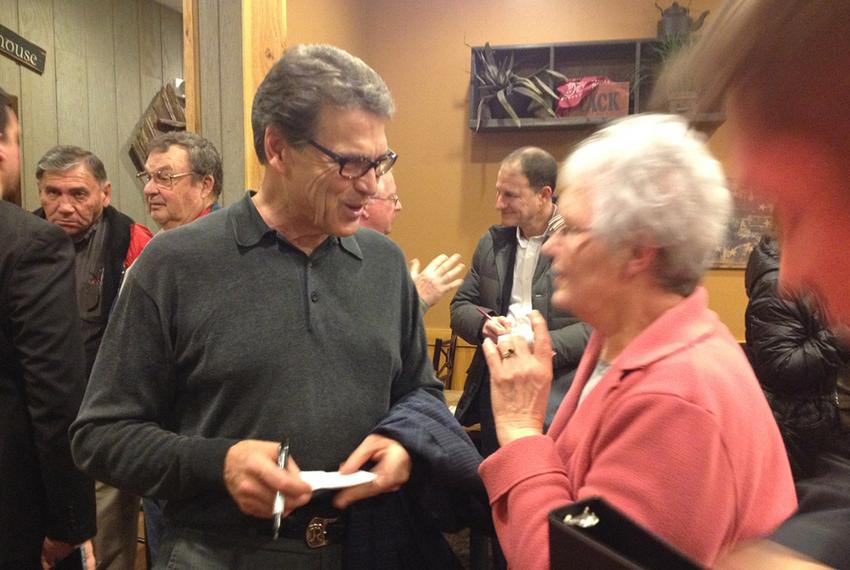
[299,470,377,491]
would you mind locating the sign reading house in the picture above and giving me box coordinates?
[0,25,46,75]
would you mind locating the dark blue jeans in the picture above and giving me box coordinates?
[142,497,166,567]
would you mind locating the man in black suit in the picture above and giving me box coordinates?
[0,87,96,568]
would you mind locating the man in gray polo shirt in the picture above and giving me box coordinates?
[71,45,479,569]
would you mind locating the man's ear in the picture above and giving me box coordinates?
[199,175,214,200]
[102,181,113,208]
[264,126,287,174]
[539,185,553,202]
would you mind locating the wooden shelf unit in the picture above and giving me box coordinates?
[469,38,723,132]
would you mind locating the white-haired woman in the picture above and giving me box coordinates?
[479,114,796,569]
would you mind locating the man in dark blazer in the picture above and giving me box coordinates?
[0,88,96,568]
[451,147,590,457]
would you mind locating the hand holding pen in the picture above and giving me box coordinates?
[222,439,312,521]
[477,307,512,342]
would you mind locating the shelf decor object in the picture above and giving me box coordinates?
[472,42,566,131]
[556,78,629,120]
[468,37,723,132]
[655,2,709,39]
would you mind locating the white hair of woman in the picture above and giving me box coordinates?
[562,113,731,295]
[477,113,795,569]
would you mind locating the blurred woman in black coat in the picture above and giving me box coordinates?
[745,234,850,480]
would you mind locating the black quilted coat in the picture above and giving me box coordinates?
[744,235,850,480]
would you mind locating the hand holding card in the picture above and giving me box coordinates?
[299,470,377,491]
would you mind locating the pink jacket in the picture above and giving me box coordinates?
[479,288,796,568]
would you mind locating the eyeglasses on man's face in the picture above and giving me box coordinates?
[368,194,400,206]
[307,140,397,180]
[136,169,195,189]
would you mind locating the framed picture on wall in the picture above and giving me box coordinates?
[712,181,773,269]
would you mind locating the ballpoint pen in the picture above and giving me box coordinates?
[477,306,496,322]
[272,438,290,540]
[478,307,509,333]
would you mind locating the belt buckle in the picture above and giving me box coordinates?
[305,516,338,548]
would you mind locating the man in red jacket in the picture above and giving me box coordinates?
[135,130,224,564]
[36,144,152,570]
[140,131,222,232]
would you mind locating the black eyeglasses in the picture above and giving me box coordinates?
[307,140,397,180]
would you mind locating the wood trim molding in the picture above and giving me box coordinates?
[242,0,286,190]
[182,0,200,133]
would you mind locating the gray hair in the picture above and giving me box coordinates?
[563,114,730,296]
[251,44,395,163]
[655,0,850,154]
[36,145,108,184]
[502,147,557,192]
[147,131,223,198]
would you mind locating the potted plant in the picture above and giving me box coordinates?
[652,32,697,112]
[472,43,566,130]
[647,2,710,113]
[631,32,697,113]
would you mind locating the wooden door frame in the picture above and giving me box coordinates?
[182,0,201,133]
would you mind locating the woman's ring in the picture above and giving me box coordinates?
[502,348,516,359]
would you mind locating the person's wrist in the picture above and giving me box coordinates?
[495,417,543,445]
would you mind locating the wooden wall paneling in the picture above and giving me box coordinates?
[113,0,147,225]
[53,0,89,151]
[160,5,182,83]
[0,0,21,113]
[137,0,165,230]
[18,0,56,210]
[198,0,222,163]
[53,50,89,149]
[83,0,118,212]
[138,0,163,107]
[217,0,244,202]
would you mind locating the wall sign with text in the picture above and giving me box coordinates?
[0,25,46,75]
